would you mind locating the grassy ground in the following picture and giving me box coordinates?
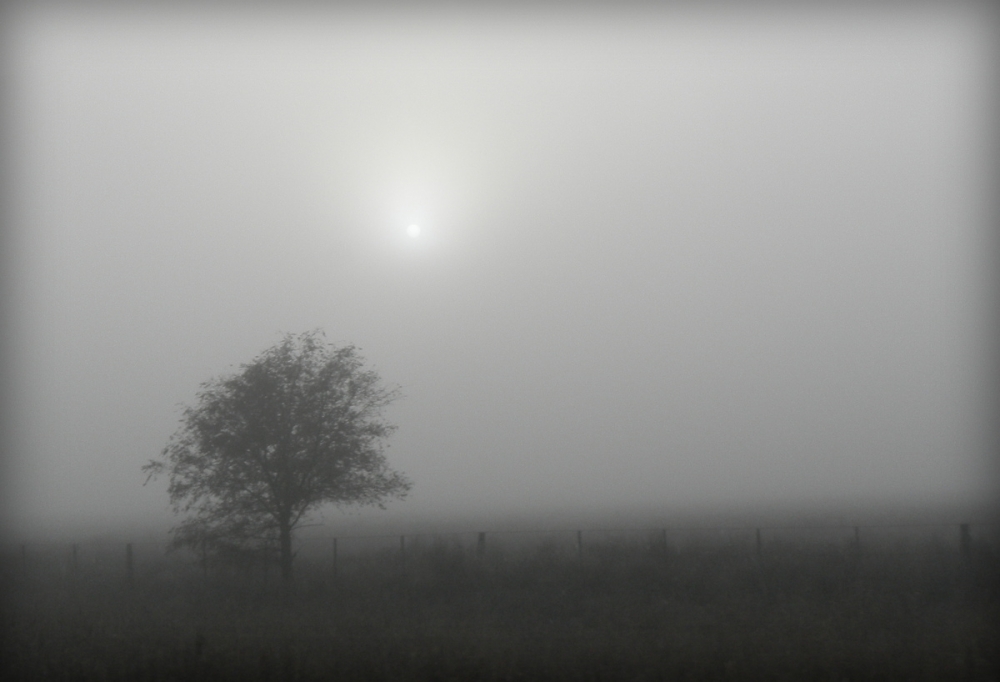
[3,537,998,681]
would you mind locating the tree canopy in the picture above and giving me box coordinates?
[144,330,411,581]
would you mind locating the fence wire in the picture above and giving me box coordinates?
[3,519,996,586]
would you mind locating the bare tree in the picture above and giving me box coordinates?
[144,330,411,583]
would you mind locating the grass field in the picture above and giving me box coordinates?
[3,531,998,681]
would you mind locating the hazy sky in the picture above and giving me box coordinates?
[3,4,996,538]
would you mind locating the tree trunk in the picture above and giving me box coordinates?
[279,522,293,584]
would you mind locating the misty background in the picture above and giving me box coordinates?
[2,4,996,541]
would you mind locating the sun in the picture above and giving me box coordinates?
[407,224,421,238]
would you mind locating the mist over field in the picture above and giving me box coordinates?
[2,3,997,545]
[3,6,999,681]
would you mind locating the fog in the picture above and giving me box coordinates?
[2,3,997,541]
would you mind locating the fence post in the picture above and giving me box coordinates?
[577,530,583,559]
[126,543,134,585]
[755,528,762,556]
[332,537,338,577]
[960,523,971,557]
[477,532,486,559]
[201,537,208,579]
[263,547,269,584]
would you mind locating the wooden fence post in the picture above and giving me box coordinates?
[960,523,971,557]
[477,532,486,559]
[201,537,208,579]
[755,528,762,556]
[126,543,134,585]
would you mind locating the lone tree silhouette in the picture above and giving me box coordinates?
[144,330,410,583]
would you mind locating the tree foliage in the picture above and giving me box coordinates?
[144,330,410,580]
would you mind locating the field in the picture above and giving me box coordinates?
[3,526,998,681]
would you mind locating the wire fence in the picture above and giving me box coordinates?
[3,519,997,586]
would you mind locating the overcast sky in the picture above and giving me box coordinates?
[3,3,997,538]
